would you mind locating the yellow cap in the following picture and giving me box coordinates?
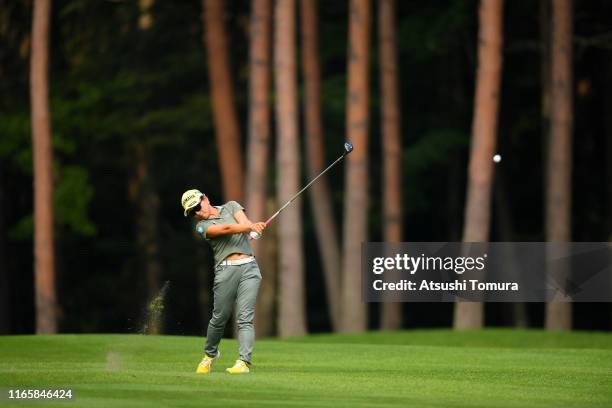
[181,189,203,217]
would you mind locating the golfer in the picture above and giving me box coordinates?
[181,189,266,374]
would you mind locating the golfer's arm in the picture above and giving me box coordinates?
[233,209,254,226]
[206,224,251,238]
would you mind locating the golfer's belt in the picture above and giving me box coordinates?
[220,256,255,266]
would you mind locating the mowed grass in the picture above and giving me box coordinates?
[0,330,611,407]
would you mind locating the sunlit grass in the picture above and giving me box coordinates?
[0,330,611,407]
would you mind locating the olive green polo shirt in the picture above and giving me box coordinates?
[195,201,254,267]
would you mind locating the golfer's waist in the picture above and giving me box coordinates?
[220,256,255,266]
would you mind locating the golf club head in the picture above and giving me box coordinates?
[343,142,354,155]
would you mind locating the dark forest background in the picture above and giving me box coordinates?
[1,0,610,335]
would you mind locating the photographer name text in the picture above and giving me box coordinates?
[371,254,518,292]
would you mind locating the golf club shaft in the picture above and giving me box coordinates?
[266,153,347,225]
[249,151,349,240]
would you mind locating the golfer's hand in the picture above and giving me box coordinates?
[250,222,266,235]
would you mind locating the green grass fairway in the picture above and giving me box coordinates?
[1,330,611,407]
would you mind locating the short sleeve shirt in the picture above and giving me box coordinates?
[195,201,254,267]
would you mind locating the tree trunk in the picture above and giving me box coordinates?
[605,55,612,329]
[246,0,272,237]
[340,0,370,333]
[275,0,306,337]
[454,0,503,330]
[138,0,154,30]
[300,0,342,331]
[132,0,164,335]
[255,197,278,337]
[494,170,528,328]
[540,0,551,219]
[607,61,612,240]
[31,0,58,334]
[129,144,163,334]
[545,0,573,331]
[378,0,402,330]
[0,162,10,333]
[203,0,244,202]
[246,0,275,337]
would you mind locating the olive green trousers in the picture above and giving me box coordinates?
[204,261,262,363]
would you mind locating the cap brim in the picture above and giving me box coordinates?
[183,198,201,217]
[184,204,196,217]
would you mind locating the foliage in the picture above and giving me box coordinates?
[0,0,610,333]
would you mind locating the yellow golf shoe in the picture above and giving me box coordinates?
[196,351,220,374]
[226,359,250,374]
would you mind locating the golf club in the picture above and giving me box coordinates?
[249,141,354,240]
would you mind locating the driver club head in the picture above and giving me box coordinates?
[343,142,354,155]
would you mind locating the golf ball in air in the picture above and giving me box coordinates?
[493,154,502,163]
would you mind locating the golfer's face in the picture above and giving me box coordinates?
[195,196,212,218]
